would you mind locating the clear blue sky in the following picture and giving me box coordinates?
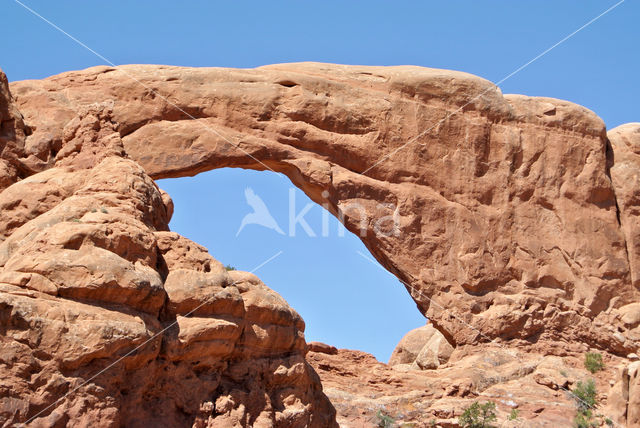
[3,1,638,361]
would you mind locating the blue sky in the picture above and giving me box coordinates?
[3,1,638,361]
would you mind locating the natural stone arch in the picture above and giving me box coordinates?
[0,92,339,426]
[156,166,427,360]
[9,62,640,354]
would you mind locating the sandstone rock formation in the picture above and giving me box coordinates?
[1,61,639,426]
[388,323,440,366]
[414,330,455,371]
[309,343,631,427]
[605,360,640,426]
[628,361,640,426]
[9,63,639,356]
[0,71,336,427]
[609,123,640,290]
[0,69,28,192]
[388,323,454,370]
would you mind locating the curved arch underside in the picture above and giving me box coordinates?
[8,62,640,353]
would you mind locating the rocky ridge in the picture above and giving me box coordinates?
[0,62,638,426]
[312,321,640,427]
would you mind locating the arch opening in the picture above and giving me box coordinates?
[157,167,426,362]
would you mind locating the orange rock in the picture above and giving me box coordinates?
[307,342,338,355]
[2,61,640,426]
[389,323,439,366]
[609,123,640,289]
[10,63,639,354]
[388,321,457,370]
[0,68,29,192]
[0,74,336,427]
[414,330,454,370]
[310,344,633,427]
[629,362,640,426]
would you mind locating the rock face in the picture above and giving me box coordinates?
[628,361,640,426]
[605,360,640,426]
[9,63,640,356]
[0,71,336,427]
[0,69,28,192]
[609,123,640,290]
[1,62,640,426]
[308,345,629,427]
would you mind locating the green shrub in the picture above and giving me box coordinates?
[584,352,604,374]
[459,401,497,428]
[573,409,597,428]
[225,264,236,271]
[376,409,395,428]
[508,408,519,421]
[572,379,598,428]
[573,379,597,411]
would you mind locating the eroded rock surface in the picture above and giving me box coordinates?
[0,73,336,427]
[2,62,640,426]
[0,69,28,192]
[609,123,640,290]
[309,344,631,427]
[9,63,640,355]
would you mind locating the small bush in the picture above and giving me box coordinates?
[584,352,604,374]
[459,401,497,428]
[508,408,519,421]
[572,379,598,428]
[100,207,109,214]
[225,264,236,271]
[573,379,597,411]
[376,409,395,428]
[573,409,597,428]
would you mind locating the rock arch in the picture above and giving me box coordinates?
[8,62,640,355]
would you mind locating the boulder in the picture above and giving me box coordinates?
[388,323,439,365]
[413,331,455,370]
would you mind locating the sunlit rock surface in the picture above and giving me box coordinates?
[1,62,639,426]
